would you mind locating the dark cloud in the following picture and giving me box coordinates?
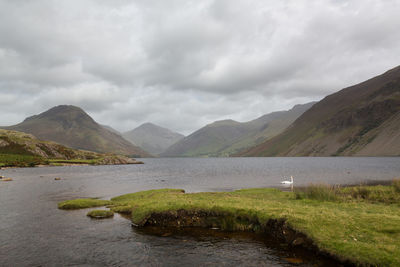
[0,0,399,135]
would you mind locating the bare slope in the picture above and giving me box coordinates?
[241,65,400,156]
[161,103,314,157]
[5,105,150,157]
[123,123,184,155]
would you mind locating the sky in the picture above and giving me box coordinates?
[0,0,399,135]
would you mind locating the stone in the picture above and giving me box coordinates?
[292,237,305,246]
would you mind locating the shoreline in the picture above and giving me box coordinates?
[0,159,144,169]
[59,184,400,266]
[136,210,348,265]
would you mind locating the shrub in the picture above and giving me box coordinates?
[295,184,341,202]
[393,179,400,193]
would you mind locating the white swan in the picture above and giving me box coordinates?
[281,176,293,184]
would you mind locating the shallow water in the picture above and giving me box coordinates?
[0,157,399,266]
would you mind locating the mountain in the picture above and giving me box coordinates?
[160,103,314,157]
[240,65,400,156]
[123,123,184,155]
[0,129,140,167]
[4,105,150,157]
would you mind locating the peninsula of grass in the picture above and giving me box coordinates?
[58,198,111,210]
[58,184,400,266]
[87,210,114,219]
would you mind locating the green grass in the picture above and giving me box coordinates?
[87,210,114,218]
[58,198,111,209]
[59,185,400,266]
[48,159,99,165]
[295,181,400,204]
[0,153,48,167]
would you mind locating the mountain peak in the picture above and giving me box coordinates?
[24,105,91,123]
[123,123,184,155]
[138,122,158,129]
[209,119,239,126]
[8,105,150,157]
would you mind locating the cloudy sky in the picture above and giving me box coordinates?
[0,0,399,135]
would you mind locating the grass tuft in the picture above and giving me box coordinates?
[87,210,114,219]
[393,179,400,193]
[295,184,340,201]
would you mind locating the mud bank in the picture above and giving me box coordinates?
[137,209,352,266]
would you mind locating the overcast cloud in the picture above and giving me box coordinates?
[1,0,399,135]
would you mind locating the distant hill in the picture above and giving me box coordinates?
[123,123,184,155]
[4,105,150,157]
[160,103,314,157]
[240,65,400,156]
[0,129,140,166]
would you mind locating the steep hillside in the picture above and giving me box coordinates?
[101,124,121,135]
[123,123,184,155]
[4,105,150,157]
[161,103,314,157]
[218,103,315,156]
[240,66,400,156]
[0,129,140,167]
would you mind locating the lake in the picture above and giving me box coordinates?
[1,157,399,266]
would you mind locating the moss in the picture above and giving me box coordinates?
[109,205,133,214]
[87,210,114,219]
[58,198,111,210]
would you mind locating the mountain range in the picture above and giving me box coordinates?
[1,65,399,158]
[123,123,184,155]
[161,102,315,157]
[240,65,400,156]
[3,105,150,157]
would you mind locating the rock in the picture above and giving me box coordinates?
[161,232,172,237]
[285,258,303,264]
[292,237,305,246]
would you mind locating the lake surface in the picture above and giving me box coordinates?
[1,157,399,266]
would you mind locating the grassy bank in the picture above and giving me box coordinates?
[0,129,141,167]
[0,153,48,167]
[0,154,141,167]
[59,184,400,266]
